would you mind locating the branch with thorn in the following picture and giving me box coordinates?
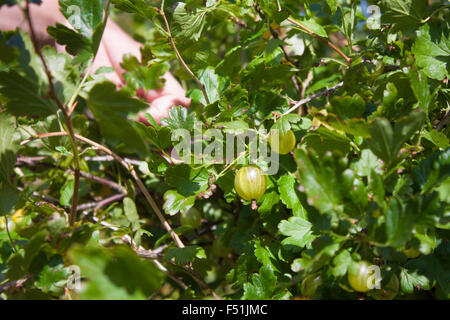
[281,81,344,117]
[156,4,210,105]
[22,0,81,226]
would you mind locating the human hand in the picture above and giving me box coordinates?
[0,0,190,123]
[93,18,190,123]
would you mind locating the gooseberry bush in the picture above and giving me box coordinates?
[0,0,449,300]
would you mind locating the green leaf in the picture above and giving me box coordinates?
[243,265,291,300]
[0,182,18,216]
[0,32,18,64]
[69,245,165,299]
[47,23,92,61]
[315,114,370,138]
[402,242,450,297]
[277,174,307,219]
[110,0,158,21]
[173,2,209,41]
[369,169,385,209]
[160,106,195,130]
[135,121,172,151]
[216,85,249,120]
[342,169,368,212]
[295,148,342,213]
[436,178,450,203]
[0,113,19,215]
[263,38,285,63]
[216,120,249,134]
[351,149,382,177]
[400,268,431,293]
[412,24,450,81]
[325,0,338,15]
[341,6,355,45]
[367,118,395,167]
[60,179,75,207]
[332,249,352,277]
[278,217,314,249]
[296,18,328,38]
[59,0,104,39]
[121,55,169,91]
[380,0,426,32]
[272,114,300,136]
[87,82,149,155]
[35,263,68,293]
[307,239,340,273]
[422,130,449,150]
[291,257,311,273]
[408,70,432,113]
[88,82,147,113]
[413,148,450,194]
[368,110,425,168]
[165,164,210,196]
[199,67,225,104]
[123,197,140,231]
[330,94,365,120]
[254,240,280,273]
[164,245,206,264]
[0,113,18,182]
[303,126,351,157]
[0,70,58,116]
[385,198,416,247]
[163,190,195,216]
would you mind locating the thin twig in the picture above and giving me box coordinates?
[281,81,344,117]
[16,155,47,164]
[23,132,222,297]
[17,184,122,215]
[16,155,127,194]
[287,17,351,64]
[254,4,302,97]
[79,171,127,194]
[74,134,185,248]
[84,155,144,166]
[165,273,189,291]
[77,193,126,212]
[20,132,69,145]
[166,260,222,300]
[21,132,185,249]
[135,249,162,259]
[16,186,61,207]
[230,15,248,28]
[436,109,450,132]
[81,212,189,291]
[156,5,211,105]
[301,70,314,100]
[23,1,81,226]
[0,275,32,294]
[270,29,302,97]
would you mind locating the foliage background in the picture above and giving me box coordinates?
[0,0,449,300]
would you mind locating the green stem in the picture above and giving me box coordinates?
[216,150,248,179]
[66,61,94,115]
[4,217,17,253]
[158,2,210,105]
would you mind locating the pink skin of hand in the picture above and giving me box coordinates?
[0,0,190,123]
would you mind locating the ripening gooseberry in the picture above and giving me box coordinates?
[269,130,296,155]
[234,165,267,201]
